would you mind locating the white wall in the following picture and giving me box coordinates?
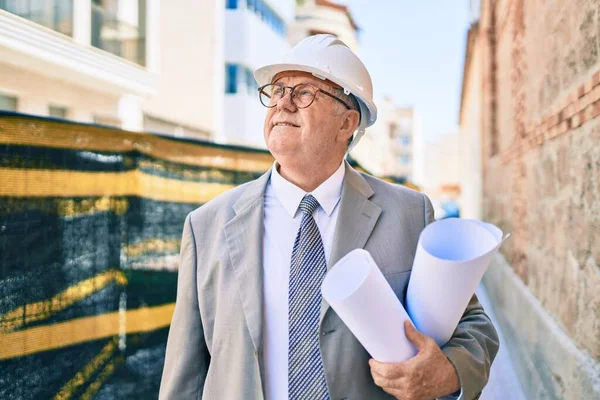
[224,95,268,148]
[0,3,158,129]
[264,0,296,23]
[351,96,394,176]
[0,63,119,122]
[458,37,482,219]
[422,132,462,213]
[225,7,291,72]
[223,2,293,147]
[412,110,424,186]
[351,98,418,179]
[72,0,91,45]
[142,0,220,136]
[391,107,416,179]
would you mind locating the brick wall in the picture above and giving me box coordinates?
[479,0,600,393]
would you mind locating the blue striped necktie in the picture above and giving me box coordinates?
[288,194,330,399]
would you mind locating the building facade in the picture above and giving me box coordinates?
[0,0,297,145]
[421,132,462,218]
[351,97,419,181]
[458,21,483,220]
[142,0,221,140]
[288,0,359,53]
[389,106,417,180]
[222,0,295,148]
[0,0,159,131]
[0,0,222,140]
[462,0,600,398]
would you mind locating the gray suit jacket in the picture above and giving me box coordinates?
[159,162,499,400]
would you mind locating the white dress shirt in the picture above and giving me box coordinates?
[262,161,345,400]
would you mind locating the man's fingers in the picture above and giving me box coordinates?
[404,320,428,350]
[371,372,401,390]
[369,358,407,379]
[370,367,406,391]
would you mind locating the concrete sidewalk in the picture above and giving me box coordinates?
[476,285,526,400]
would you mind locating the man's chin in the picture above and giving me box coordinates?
[265,140,300,157]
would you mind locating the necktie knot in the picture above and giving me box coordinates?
[299,195,320,216]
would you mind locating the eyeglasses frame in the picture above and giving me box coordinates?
[257,82,353,110]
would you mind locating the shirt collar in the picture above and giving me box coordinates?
[270,160,345,217]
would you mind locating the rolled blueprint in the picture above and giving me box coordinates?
[406,218,509,347]
[321,249,417,362]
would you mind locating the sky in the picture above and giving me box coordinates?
[339,0,471,142]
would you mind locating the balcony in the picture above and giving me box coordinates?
[0,1,156,97]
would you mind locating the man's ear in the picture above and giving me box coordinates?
[338,110,360,144]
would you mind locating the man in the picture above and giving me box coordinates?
[159,34,499,400]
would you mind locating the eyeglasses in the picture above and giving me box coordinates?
[258,83,353,110]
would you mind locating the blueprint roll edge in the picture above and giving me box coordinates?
[321,249,417,362]
[406,218,509,347]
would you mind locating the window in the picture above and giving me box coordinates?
[400,136,411,145]
[238,0,286,37]
[49,105,68,119]
[225,63,258,95]
[0,0,74,36]
[91,0,147,66]
[225,64,238,94]
[0,93,18,111]
[245,68,257,94]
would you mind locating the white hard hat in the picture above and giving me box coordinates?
[254,34,377,151]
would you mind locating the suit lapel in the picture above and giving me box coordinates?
[321,162,382,322]
[224,170,271,353]
[222,163,382,345]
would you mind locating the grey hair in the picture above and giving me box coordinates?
[331,88,360,115]
[330,88,361,147]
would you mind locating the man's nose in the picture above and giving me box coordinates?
[276,88,297,112]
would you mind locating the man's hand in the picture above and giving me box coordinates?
[369,321,461,400]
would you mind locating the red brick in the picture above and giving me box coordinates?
[581,106,591,126]
[564,103,576,118]
[592,100,600,119]
[590,84,600,104]
[478,0,600,369]
[576,97,587,113]
[584,79,594,95]
[560,120,569,134]
[592,71,600,88]
[571,112,582,129]
[569,91,578,104]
